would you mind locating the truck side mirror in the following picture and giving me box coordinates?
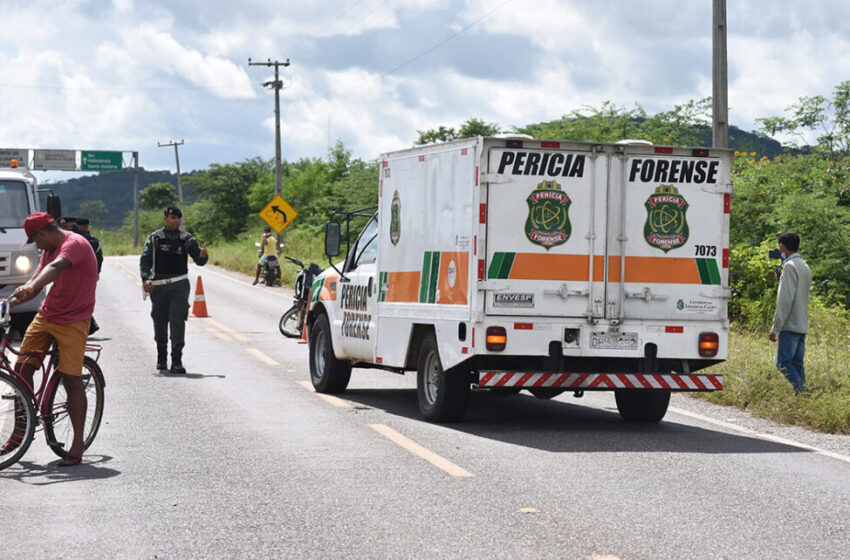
[46,195,62,219]
[325,222,341,258]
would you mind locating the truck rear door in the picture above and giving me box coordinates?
[606,146,732,322]
[483,142,605,319]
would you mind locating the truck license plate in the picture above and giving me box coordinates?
[590,332,638,350]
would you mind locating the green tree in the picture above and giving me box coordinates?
[186,157,272,240]
[139,182,177,210]
[77,200,108,227]
[756,81,850,159]
[415,118,501,145]
[730,152,850,307]
[517,98,711,145]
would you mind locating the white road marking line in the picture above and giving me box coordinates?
[669,406,850,465]
[297,381,350,407]
[369,423,474,478]
[205,318,250,342]
[207,328,231,341]
[112,262,142,286]
[245,348,279,366]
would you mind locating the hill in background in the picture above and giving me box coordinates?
[41,168,198,229]
[46,124,784,231]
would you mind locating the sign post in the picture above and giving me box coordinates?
[81,150,123,171]
[259,195,298,234]
[33,149,76,171]
[0,148,28,167]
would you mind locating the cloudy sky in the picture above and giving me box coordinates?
[2,0,849,182]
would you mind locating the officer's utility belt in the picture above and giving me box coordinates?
[150,274,189,286]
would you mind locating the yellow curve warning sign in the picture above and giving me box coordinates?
[259,195,298,233]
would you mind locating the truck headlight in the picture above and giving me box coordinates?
[15,254,32,273]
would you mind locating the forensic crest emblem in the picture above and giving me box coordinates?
[644,184,689,253]
[525,180,571,250]
[390,190,401,246]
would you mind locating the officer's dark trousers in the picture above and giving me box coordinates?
[150,279,190,363]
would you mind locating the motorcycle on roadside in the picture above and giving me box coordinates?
[279,256,323,338]
[255,241,283,286]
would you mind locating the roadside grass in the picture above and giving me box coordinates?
[100,225,330,286]
[699,305,850,434]
[102,225,850,434]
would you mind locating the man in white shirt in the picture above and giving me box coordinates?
[768,232,812,395]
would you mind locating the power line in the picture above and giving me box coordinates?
[0,83,251,92]
[340,0,514,97]
[286,0,368,54]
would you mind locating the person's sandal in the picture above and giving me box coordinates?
[57,453,82,467]
[0,436,23,454]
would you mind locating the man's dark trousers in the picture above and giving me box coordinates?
[150,279,190,364]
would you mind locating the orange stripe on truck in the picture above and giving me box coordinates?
[508,254,590,281]
[437,252,469,305]
[385,271,421,302]
[505,253,704,284]
[606,256,702,284]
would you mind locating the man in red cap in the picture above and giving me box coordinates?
[3,212,98,466]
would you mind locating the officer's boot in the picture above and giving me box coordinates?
[170,349,186,374]
[156,346,168,371]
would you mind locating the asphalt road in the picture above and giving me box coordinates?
[1,256,848,559]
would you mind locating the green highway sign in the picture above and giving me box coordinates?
[81,150,122,171]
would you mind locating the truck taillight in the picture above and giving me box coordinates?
[486,326,506,351]
[698,332,719,357]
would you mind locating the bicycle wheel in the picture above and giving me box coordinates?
[43,356,105,459]
[0,371,36,470]
[278,303,304,338]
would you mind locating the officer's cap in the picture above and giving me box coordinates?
[77,217,90,226]
[164,205,183,218]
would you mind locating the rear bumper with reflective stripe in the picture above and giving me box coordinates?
[477,372,723,391]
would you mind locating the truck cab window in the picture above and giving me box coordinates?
[0,181,31,228]
[350,217,379,270]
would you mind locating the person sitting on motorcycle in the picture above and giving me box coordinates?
[253,227,274,285]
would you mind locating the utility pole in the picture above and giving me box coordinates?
[712,0,729,148]
[248,58,290,197]
[157,139,185,217]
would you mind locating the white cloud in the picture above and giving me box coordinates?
[4,0,850,180]
[121,26,256,99]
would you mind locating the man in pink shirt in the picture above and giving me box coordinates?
[6,212,98,466]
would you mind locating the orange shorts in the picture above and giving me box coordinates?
[16,312,90,376]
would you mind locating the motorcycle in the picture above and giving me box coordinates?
[255,241,282,286]
[279,256,323,338]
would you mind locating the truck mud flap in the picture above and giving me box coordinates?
[477,371,722,391]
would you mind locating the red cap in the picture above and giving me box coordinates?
[24,212,55,243]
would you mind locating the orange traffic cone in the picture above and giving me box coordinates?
[298,320,308,345]
[191,276,209,317]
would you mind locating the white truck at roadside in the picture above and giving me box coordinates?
[306,136,732,423]
[0,159,51,331]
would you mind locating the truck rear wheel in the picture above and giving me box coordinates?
[615,389,670,423]
[309,314,351,393]
[416,333,469,422]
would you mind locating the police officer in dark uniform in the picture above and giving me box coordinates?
[139,206,208,373]
[77,218,103,335]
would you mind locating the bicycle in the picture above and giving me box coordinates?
[0,300,105,470]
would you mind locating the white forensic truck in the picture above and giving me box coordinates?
[0,158,55,333]
[307,137,732,423]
